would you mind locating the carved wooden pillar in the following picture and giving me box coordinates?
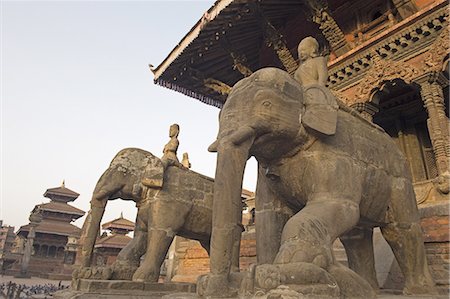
[350,102,379,122]
[415,72,449,177]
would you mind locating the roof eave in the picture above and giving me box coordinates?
[152,0,235,81]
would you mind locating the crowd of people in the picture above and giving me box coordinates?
[0,281,68,299]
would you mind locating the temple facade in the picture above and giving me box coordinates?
[7,182,85,279]
[153,0,449,293]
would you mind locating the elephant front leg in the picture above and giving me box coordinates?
[255,165,292,265]
[263,197,376,298]
[275,199,360,267]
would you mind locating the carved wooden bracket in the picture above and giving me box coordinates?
[251,3,298,75]
[305,0,351,56]
[424,24,450,74]
[219,37,253,77]
[204,78,231,95]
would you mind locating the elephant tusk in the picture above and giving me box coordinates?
[208,140,219,152]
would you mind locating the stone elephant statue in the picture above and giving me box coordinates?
[202,68,436,298]
[77,148,239,282]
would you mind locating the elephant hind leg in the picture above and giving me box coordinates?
[381,223,436,294]
[381,177,437,295]
[340,227,379,290]
[132,227,175,282]
[132,201,190,282]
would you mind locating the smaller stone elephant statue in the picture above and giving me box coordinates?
[76,148,240,282]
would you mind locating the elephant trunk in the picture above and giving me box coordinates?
[206,131,254,295]
[79,198,107,267]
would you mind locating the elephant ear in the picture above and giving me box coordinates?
[141,154,165,189]
[302,85,339,136]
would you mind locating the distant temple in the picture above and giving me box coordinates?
[93,214,134,266]
[0,220,17,273]
[6,181,85,280]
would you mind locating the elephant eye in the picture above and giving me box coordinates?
[262,101,272,108]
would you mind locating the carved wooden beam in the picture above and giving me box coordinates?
[251,3,298,76]
[304,0,351,57]
[391,0,418,19]
[354,51,421,103]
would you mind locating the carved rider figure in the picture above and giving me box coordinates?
[141,124,184,189]
[161,123,183,169]
[294,36,338,136]
[294,36,328,86]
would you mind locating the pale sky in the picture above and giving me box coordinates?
[1,0,257,231]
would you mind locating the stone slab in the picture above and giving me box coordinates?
[71,279,196,295]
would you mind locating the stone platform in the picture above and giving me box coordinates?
[54,280,196,299]
[53,279,448,299]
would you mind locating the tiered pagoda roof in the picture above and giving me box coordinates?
[95,214,134,250]
[17,181,85,237]
[43,180,80,203]
[18,219,82,237]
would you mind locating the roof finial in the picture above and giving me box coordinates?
[61,180,65,188]
[120,212,123,219]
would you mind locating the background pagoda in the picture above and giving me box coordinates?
[7,181,85,279]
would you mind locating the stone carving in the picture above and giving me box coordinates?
[182,152,191,169]
[161,123,183,169]
[203,67,436,298]
[76,147,228,282]
[294,37,338,135]
[294,37,328,87]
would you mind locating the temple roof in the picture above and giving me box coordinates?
[35,201,85,218]
[152,0,312,108]
[17,219,82,237]
[152,0,444,107]
[43,181,80,203]
[94,234,132,249]
[101,214,135,232]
